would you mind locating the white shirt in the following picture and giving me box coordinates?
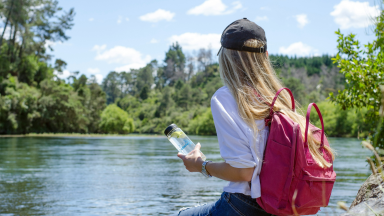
[211,86,269,198]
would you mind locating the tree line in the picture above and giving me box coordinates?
[0,0,368,137]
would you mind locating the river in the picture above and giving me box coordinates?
[0,136,372,215]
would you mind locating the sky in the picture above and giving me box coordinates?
[51,0,381,83]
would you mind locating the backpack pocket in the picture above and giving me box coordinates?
[292,174,335,209]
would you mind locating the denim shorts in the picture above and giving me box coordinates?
[171,192,274,216]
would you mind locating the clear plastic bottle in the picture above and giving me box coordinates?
[164,124,206,161]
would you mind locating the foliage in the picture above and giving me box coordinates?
[99,104,135,134]
[270,54,334,76]
[271,54,344,105]
[189,108,216,135]
[0,76,40,134]
[309,101,369,138]
[0,1,107,134]
[330,6,384,148]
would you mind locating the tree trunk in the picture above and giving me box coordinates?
[0,1,15,49]
[7,24,13,56]
[18,40,23,59]
[11,25,17,46]
[10,25,18,62]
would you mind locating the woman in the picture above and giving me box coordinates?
[174,18,334,216]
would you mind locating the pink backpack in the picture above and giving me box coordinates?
[256,88,336,216]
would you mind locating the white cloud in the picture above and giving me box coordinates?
[278,42,319,56]
[150,38,159,43]
[260,6,269,10]
[115,64,148,72]
[86,74,104,84]
[169,32,221,50]
[117,16,129,24]
[0,28,10,40]
[295,14,309,28]
[93,45,151,72]
[94,74,103,84]
[255,16,268,22]
[187,0,242,16]
[92,44,107,53]
[87,68,100,74]
[331,0,380,29]
[86,68,103,84]
[0,27,22,44]
[54,69,71,80]
[89,18,94,22]
[139,9,175,22]
[45,40,56,49]
[44,40,63,49]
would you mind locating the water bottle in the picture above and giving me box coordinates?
[164,123,206,161]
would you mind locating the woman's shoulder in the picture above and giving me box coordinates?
[211,86,267,131]
[211,86,234,102]
[211,86,237,114]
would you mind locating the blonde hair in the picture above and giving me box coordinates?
[218,39,334,168]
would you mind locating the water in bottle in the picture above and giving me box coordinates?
[164,124,206,161]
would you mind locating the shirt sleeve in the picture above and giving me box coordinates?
[211,90,257,169]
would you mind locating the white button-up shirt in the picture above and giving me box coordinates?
[211,86,269,198]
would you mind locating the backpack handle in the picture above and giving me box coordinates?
[270,88,295,116]
[304,103,324,148]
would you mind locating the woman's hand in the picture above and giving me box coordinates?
[177,143,254,182]
[177,143,204,172]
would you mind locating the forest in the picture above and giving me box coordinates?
[0,0,370,137]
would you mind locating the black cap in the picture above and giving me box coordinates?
[217,18,267,55]
[164,123,177,136]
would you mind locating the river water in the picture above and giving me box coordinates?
[0,136,372,215]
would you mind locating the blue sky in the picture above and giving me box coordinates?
[51,0,380,83]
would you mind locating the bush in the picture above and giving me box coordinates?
[308,101,368,137]
[99,104,135,134]
[189,108,216,135]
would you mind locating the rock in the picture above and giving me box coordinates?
[350,173,384,208]
[340,173,384,216]
[340,197,384,216]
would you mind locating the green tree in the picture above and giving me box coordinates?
[330,7,384,148]
[0,0,75,81]
[136,61,155,93]
[163,42,186,85]
[189,108,216,135]
[155,86,174,117]
[71,74,107,133]
[140,85,149,100]
[282,77,306,104]
[34,79,88,133]
[0,76,40,134]
[102,71,121,104]
[99,104,134,134]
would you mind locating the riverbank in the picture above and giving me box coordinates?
[0,133,162,138]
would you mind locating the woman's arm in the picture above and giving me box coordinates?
[177,143,254,182]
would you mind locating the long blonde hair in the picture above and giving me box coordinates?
[218,39,334,168]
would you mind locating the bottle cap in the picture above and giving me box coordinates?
[164,123,178,136]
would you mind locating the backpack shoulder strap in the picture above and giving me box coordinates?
[253,87,296,126]
[269,88,296,116]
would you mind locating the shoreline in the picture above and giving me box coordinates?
[0,133,163,138]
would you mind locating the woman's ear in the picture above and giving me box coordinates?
[266,51,269,57]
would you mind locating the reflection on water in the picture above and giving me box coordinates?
[0,136,371,215]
